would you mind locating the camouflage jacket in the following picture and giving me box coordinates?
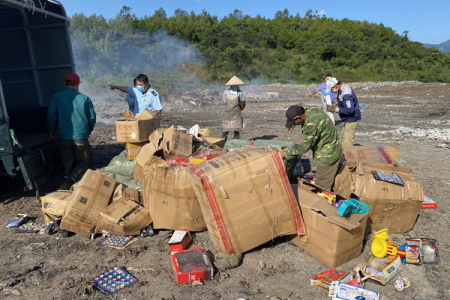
[291,107,343,167]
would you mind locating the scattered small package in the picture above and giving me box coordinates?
[421,195,437,209]
[92,265,138,294]
[355,255,402,285]
[101,235,136,249]
[169,230,192,254]
[171,248,214,284]
[328,281,379,300]
[15,222,45,233]
[310,269,352,291]
[405,238,440,265]
[6,214,28,228]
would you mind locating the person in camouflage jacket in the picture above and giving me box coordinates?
[285,105,343,190]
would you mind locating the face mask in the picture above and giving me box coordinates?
[331,89,338,94]
[136,86,145,93]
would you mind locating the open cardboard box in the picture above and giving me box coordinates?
[289,181,368,267]
[115,109,160,143]
[41,190,72,225]
[96,199,152,236]
[334,161,423,233]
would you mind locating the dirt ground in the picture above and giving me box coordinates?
[0,82,449,300]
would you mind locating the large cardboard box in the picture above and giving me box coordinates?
[60,170,116,235]
[289,182,368,267]
[125,142,148,160]
[189,148,305,254]
[162,125,194,156]
[41,190,72,225]
[116,110,160,143]
[143,163,206,231]
[112,184,141,204]
[96,199,152,235]
[341,146,399,165]
[334,162,423,233]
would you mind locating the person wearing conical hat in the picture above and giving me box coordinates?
[222,75,246,140]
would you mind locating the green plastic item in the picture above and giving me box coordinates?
[103,150,136,177]
[223,139,299,179]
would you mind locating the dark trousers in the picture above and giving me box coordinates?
[58,139,92,182]
[222,131,239,140]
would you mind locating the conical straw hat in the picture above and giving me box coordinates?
[225,75,245,86]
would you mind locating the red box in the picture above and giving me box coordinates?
[171,248,214,284]
[421,195,437,209]
[169,230,192,254]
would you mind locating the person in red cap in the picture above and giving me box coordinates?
[47,73,96,190]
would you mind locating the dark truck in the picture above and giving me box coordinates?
[0,0,75,195]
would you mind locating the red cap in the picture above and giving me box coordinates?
[64,73,80,85]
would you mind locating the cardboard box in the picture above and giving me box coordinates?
[171,248,214,284]
[60,170,116,236]
[341,146,399,165]
[112,184,141,204]
[162,125,194,156]
[355,255,402,285]
[169,230,192,254]
[334,162,424,233]
[96,199,152,235]
[116,110,160,143]
[41,190,72,225]
[125,142,148,160]
[189,148,305,254]
[289,181,368,267]
[143,163,206,231]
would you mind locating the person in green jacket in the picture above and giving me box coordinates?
[47,73,96,190]
[285,105,343,190]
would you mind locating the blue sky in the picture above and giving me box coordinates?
[58,0,449,44]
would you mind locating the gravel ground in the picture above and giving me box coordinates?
[0,82,449,300]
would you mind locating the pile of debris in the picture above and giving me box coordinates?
[6,109,439,297]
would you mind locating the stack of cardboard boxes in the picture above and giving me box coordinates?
[42,117,426,272]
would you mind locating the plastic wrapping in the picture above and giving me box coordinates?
[104,150,136,177]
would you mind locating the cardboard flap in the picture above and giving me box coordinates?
[148,128,166,147]
[120,110,134,120]
[134,109,159,120]
[296,184,366,230]
[333,165,354,198]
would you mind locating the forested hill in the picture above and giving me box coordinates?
[69,7,450,92]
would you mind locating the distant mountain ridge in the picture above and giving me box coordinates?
[423,40,450,53]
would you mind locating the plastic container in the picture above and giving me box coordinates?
[394,276,411,291]
[360,104,370,109]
